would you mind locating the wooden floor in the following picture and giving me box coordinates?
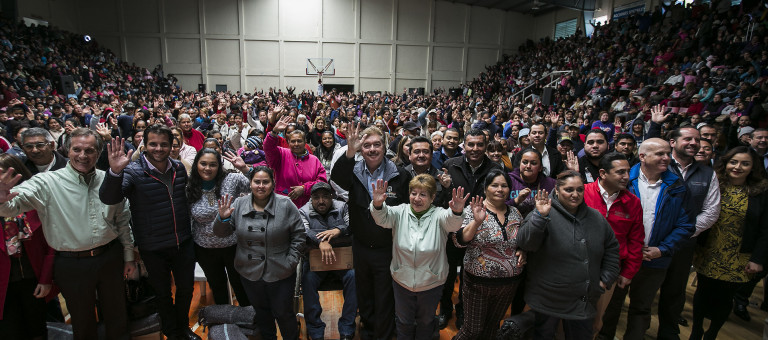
[57,272,765,339]
[176,272,766,339]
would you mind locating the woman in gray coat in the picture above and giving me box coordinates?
[516,170,620,340]
[214,166,306,340]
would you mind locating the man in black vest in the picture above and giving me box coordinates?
[331,124,411,340]
[648,108,721,340]
[440,129,502,329]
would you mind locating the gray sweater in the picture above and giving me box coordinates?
[516,193,620,320]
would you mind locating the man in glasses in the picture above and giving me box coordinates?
[20,127,68,175]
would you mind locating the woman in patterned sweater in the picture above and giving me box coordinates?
[452,169,526,339]
[187,148,251,306]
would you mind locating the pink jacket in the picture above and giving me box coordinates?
[264,133,327,207]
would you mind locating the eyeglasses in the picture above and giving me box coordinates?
[22,142,49,150]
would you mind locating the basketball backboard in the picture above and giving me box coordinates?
[306,58,335,76]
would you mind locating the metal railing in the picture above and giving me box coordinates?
[515,70,573,103]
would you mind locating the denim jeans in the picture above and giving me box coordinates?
[392,282,443,340]
[302,260,357,339]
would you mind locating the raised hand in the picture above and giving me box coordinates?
[345,122,363,158]
[650,104,670,124]
[223,151,249,174]
[548,112,560,127]
[448,186,470,213]
[469,196,485,221]
[437,168,452,188]
[218,194,235,219]
[107,137,134,175]
[0,167,21,203]
[272,115,293,134]
[534,189,551,217]
[565,150,579,172]
[371,179,389,209]
[96,123,112,141]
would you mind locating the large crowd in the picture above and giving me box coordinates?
[2,0,768,339]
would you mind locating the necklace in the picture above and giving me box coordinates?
[206,192,215,206]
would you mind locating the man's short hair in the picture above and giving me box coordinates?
[20,127,54,143]
[409,136,433,152]
[465,128,486,144]
[599,152,629,171]
[144,124,174,145]
[614,133,636,144]
[66,127,103,152]
[669,126,698,141]
[361,126,386,146]
[585,128,608,141]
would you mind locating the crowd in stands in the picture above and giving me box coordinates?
[2,0,768,339]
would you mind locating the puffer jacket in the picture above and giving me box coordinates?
[516,193,620,320]
[100,154,191,251]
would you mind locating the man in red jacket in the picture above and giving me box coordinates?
[583,151,644,337]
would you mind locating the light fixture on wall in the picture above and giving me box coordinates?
[83,35,91,42]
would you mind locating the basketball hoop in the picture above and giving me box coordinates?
[306,58,335,84]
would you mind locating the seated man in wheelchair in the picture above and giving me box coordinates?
[299,182,357,340]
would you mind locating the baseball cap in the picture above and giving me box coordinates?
[124,101,136,109]
[558,136,574,145]
[310,182,333,195]
[738,126,755,139]
[518,128,530,139]
[404,121,421,131]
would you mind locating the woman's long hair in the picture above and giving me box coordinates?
[0,154,32,184]
[186,148,227,203]
[714,146,768,196]
[318,130,336,160]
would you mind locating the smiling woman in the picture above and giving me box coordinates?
[369,175,468,340]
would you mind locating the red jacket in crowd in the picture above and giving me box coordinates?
[583,180,645,280]
[0,210,57,319]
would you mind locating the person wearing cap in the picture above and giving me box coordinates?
[238,136,266,167]
[515,128,531,153]
[389,121,421,153]
[298,182,356,340]
[556,134,575,157]
[265,116,327,208]
[187,148,251,307]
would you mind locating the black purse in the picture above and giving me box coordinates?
[125,262,157,320]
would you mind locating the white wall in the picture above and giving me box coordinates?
[18,0,537,93]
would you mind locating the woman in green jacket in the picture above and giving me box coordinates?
[370,174,468,340]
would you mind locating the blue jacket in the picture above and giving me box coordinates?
[99,154,191,251]
[627,164,694,269]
